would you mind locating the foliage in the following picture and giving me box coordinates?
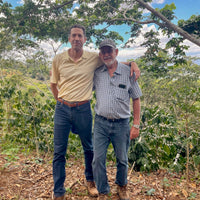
[140,30,169,77]
[0,75,55,153]
[129,106,179,172]
[165,37,189,65]
[0,0,199,56]
[178,15,200,38]
[128,60,200,173]
[1,50,50,81]
[25,51,51,80]
[0,0,73,42]
[0,68,84,158]
[163,61,200,179]
[0,0,200,176]
[139,30,189,78]
[1,56,200,174]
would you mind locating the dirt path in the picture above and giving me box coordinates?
[0,151,199,200]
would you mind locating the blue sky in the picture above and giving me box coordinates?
[2,0,200,61]
[153,0,200,21]
[4,0,200,22]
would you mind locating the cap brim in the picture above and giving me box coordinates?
[99,44,115,49]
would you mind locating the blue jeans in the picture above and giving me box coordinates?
[92,115,130,194]
[53,100,94,197]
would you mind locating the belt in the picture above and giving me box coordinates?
[58,98,89,107]
[97,114,127,122]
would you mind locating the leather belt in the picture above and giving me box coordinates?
[96,114,127,122]
[58,98,89,107]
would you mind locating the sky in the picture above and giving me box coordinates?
[2,0,200,62]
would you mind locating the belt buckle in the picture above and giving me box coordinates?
[106,117,115,122]
[69,102,77,107]
[66,100,77,107]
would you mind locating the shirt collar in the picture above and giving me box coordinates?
[66,50,89,61]
[101,62,122,75]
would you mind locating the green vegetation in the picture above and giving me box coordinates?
[1,56,199,178]
[0,0,199,184]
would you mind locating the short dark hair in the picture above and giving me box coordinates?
[69,24,86,36]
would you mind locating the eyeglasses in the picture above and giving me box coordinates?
[100,48,114,55]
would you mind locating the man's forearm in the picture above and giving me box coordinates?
[130,98,141,139]
[132,98,141,125]
[50,83,58,100]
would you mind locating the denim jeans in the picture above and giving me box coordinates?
[92,115,130,194]
[53,100,94,197]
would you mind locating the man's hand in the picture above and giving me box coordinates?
[50,83,58,100]
[130,62,140,81]
[130,126,140,140]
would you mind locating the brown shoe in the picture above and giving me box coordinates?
[117,185,129,200]
[97,193,109,200]
[53,193,66,200]
[86,181,98,197]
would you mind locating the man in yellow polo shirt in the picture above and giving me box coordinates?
[50,24,140,200]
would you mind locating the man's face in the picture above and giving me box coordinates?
[99,46,118,66]
[68,28,87,51]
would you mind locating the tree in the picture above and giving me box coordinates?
[75,0,200,46]
[1,0,199,72]
[178,15,200,38]
[134,0,200,46]
[1,0,200,46]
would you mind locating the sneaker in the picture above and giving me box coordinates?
[117,185,129,200]
[97,193,109,200]
[53,193,66,200]
[86,181,98,197]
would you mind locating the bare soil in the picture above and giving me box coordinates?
[0,150,199,200]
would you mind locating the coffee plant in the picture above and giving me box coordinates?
[0,61,199,174]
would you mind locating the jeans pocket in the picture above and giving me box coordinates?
[56,100,63,109]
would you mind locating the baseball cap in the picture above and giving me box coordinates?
[99,39,116,49]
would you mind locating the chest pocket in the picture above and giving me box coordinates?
[114,87,129,102]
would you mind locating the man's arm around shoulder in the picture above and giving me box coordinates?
[121,61,140,80]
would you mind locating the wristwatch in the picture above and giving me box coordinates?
[133,124,140,129]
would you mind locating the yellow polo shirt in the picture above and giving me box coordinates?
[50,50,102,102]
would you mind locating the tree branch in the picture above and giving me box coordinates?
[52,0,75,10]
[100,0,164,27]
[135,0,200,46]
[104,17,161,25]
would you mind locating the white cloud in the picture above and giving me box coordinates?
[184,40,200,58]
[72,6,79,17]
[18,0,24,4]
[3,24,199,64]
[118,47,146,61]
[36,25,200,63]
[87,2,98,8]
[152,0,165,4]
[0,13,6,18]
[19,0,56,4]
[141,0,165,14]
[38,39,68,59]
[116,24,200,62]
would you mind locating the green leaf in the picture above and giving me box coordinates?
[146,188,155,196]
